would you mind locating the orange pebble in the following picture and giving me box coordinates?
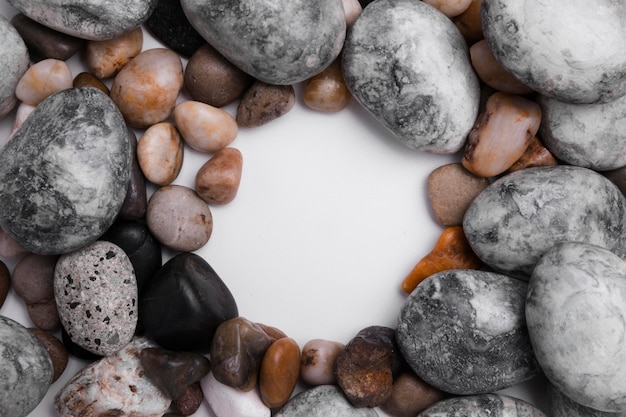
[259,337,301,409]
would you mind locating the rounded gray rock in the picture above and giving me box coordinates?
[396,269,539,395]
[0,315,53,417]
[550,384,626,417]
[463,165,626,279]
[342,0,479,153]
[0,87,131,255]
[181,0,345,85]
[526,242,626,413]
[274,385,379,417]
[417,393,546,417]
[0,14,29,120]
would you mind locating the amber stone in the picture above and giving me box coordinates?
[259,337,301,408]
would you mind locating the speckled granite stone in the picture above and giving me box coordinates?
[527,242,626,413]
[550,384,626,417]
[481,0,626,104]
[418,393,546,417]
[6,0,157,40]
[342,0,479,153]
[0,315,53,417]
[463,165,626,279]
[274,385,379,417]
[181,0,346,85]
[0,15,29,120]
[396,269,538,395]
[0,88,131,255]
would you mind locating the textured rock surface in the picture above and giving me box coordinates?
[0,88,131,255]
[418,393,546,417]
[145,0,205,57]
[550,383,626,417]
[0,14,29,120]
[342,0,479,153]
[274,385,379,417]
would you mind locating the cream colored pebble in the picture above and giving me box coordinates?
[470,40,534,95]
[137,122,184,186]
[174,100,238,153]
[342,0,363,26]
[15,59,73,106]
[423,0,473,17]
[86,27,143,79]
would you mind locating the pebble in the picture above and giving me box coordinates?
[550,383,626,417]
[380,371,445,417]
[184,43,254,107]
[342,0,479,153]
[451,0,483,44]
[55,337,171,416]
[423,0,472,17]
[118,128,149,220]
[111,48,183,128]
[85,26,143,79]
[0,87,131,255]
[418,393,546,417]
[300,338,345,386]
[54,240,138,356]
[174,100,238,152]
[137,122,184,186]
[28,327,69,383]
[172,381,204,416]
[195,147,243,205]
[0,260,9,308]
[463,165,626,278]
[0,14,29,120]
[6,101,36,143]
[236,81,296,127]
[145,0,205,57]
[303,59,352,113]
[259,337,301,408]
[396,269,539,395]
[15,58,73,106]
[139,252,239,351]
[146,184,213,251]
[527,242,626,412]
[27,301,62,331]
[61,327,102,361]
[257,323,288,343]
[0,315,53,417]
[73,71,110,95]
[181,0,346,84]
[342,0,363,26]
[273,384,379,417]
[507,136,557,172]
[201,371,271,417]
[0,226,28,257]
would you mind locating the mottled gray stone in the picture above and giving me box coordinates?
[6,0,157,40]
[274,385,379,417]
[0,14,29,120]
[0,87,131,255]
[481,0,626,104]
[538,94,626,170]
[417,393,546,417]
[0,315,53,417]
[397,269,539,395]
[526,242,626,413]
[463,165,626,279]
[550,384,626,417]
[342,0,479,153]
[181,0,345,85]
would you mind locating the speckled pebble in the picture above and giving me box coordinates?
[28,327,69,383]
[236,81,296,127]
[85,27,143,79]
[0,14,29,120]
[274,385,379,417]
[417,393,546,417]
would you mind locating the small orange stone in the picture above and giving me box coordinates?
[508,136,558,172]
[259,337,301,409]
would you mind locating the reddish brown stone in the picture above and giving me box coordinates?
[236,81,295,127]
[259,337,301,408]
[194,147,243,205]
[380,371,447,417]
[171,382,204,416]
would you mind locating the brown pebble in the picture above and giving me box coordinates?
[380,371,446,417]
[194,147,243,205]
[0,260,9,308]
[259,337,301,408]
[256,323,288,343]
[118,129,148,221]
[508,136,558,172]
[28,327,69,383]
[12,253,58,305]
[303,59,352,113]
[452,0,483,44]
[27,300,61,331]
[171,382,204,416]
[236,81,295,127]
[0,227,29,258]
[85,27,143,79]
[73,72,110,95]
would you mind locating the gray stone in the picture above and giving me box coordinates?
[417,393,546,417]
[181,0,345,85]
[463,165,626,279]
[526,242,626,413]
[550,383,626,417]
[396,269,539,395]
[0,315,53,417]
[342,0,479,153]
[0,14,29,120]
[6,0,157,40]
[481,0,626,104]
[0,87,131,255]
[274,385,378,417]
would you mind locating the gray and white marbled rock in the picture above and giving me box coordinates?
[0,14,29,120]
[417,393,547,417]
[396,269,539,395]
[181,0,345,85]
[538,94,626,171]
[463,165,626,279]
[0,315,53,417]
[0,87,131,255]
[481,0,626,104]
[7,0,157,40]
[274,385,379,417]
[526,242,626,413]
[342,0,479,153]
[550,383,626,417]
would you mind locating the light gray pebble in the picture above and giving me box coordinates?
[417,393,546,417]
[0,14,29,120]
[274,385,378,417]
[550,383,626,417]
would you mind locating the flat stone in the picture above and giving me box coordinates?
[274,385,379,417]
[0,14,29,120]
[418,393,546,417]
[145,0,205,57]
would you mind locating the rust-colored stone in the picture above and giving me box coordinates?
[194,147,243,205]
[259,337,301,408]
[508,136,558,172]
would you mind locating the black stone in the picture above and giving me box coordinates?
[145,0,205,57]
[118,129,147,221]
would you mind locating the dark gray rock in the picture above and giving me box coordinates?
[0,14,29,120]
[463,165,626,279]
[342,0,479,153]
[550,383,626,417]
[145,0,205,57]
[417,393,546,417]
[396,269,539,395]
[0,87,131,255]
[274,385,378,417]
[181,0,346,85]
[527,242,626,413]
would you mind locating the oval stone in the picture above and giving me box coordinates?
[342,0,480,153]
[463,165,626,279]
[549,383,626,417]
[418,393,546,417]
[273,385,379,417]
[0,14,29,120]
[0,87,131,255]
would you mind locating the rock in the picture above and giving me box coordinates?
[274,385,379,417]
[550,383,626,417]
[61,327,102,361]
[145,0,205,57]
[15,58,74,105]
[0,15,29,120]
[342,0,479,153]
[73,71,110,95]
[300,339,344,386]
[303,59,352,113]
[236,81,296,127]
[137,122,184,186]
[201,371,271,417]
[85,27,143,79]
[172,381,204,416]
[28,327,69,383]
[259,337,301,408]
[0,87,131,255]
[417,393,546,417]
[118,128,148,221]
[0,260,9,308]
[195,147,243,205]
[174,100,238,153]
[380,371,445,417]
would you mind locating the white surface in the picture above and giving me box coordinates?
[0,1,549,416]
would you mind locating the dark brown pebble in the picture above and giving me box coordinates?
[380,371,447,417]
[171,382,204,416]
[236,81,295,127]
[27,300,61,331]
[0,260,9,308]
[28,327,69,383]
[118,128,148,220]
[73,72,110,95]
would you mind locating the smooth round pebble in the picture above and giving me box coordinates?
[28,327,69,383]
[174,100,238,153]
[380,371,445,417]
[418,393,546,417]
[236,81,296,127]
[300,338,344,386]
[195,147,243,205]
[85,27,143,79]
[259,337,301,408]
[28,299,61,331]
[303,59,352,113]
[0,14,29,120]
[172,381,204,416]
[0,260,9,308]
[274,384,379,417]
[15,58,73,106]
[201,371,271,417]
[137,122,184,186]
[73,71,110,95]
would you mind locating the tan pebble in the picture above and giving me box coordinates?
[508,136,558,172]
[85,27,143,79]
[380,371,446,417]
[452,0,484,44]
[423,0,472,17]
[0,260,9,309]
[300,338,345,386]
[73,72,110,95]
[111,48,183,128]
[237,81,295,128]
[174,100,238,153]
[15,58,73,105]
[137,122,184,186]
[303,59,352,113]
[28,328,69,383]
[342,0,363,26]
[194,147,243,205]
[259,337,301,408]
[427,163,490,227]
[470,40,534,95]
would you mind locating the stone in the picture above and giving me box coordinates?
[0,14,29,120]
[237,81,296,127]
[300,339,344,386]
[507,136,558,172]
[0,315,53,417]
[145,0,205,57]
[417,393,546,417]
[526,242,626,412]
[396,269,539,395]
[139,252,238,352]
[85,27,143,79]
[273,385,379,417]
[54,241,138,356]
[303,59,352,113]
[181,0,346,84]
[172,381,204,416]
[7,0,157,40]
[342,0,479,153]
[27,300,61,331]
[463,165,626,279]
[61,327,102,361]
[259,337,301,408]
[174,100,238,153]
[28,327,69,383]
[0,260,9,308]
[201,371,271,417]
[195,147,243,205]
[380,371,445,417]
[118,128,148,221]
[15,58,74,106]
[73,71,110,95]
[137,122,184,186]
[0,87,131,255]
[0,226,28,258]
[6,101,36,144]
[550,383,626,417]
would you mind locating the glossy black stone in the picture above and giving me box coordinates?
[145,0,205,57]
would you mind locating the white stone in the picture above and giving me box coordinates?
[201,372,271,417]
